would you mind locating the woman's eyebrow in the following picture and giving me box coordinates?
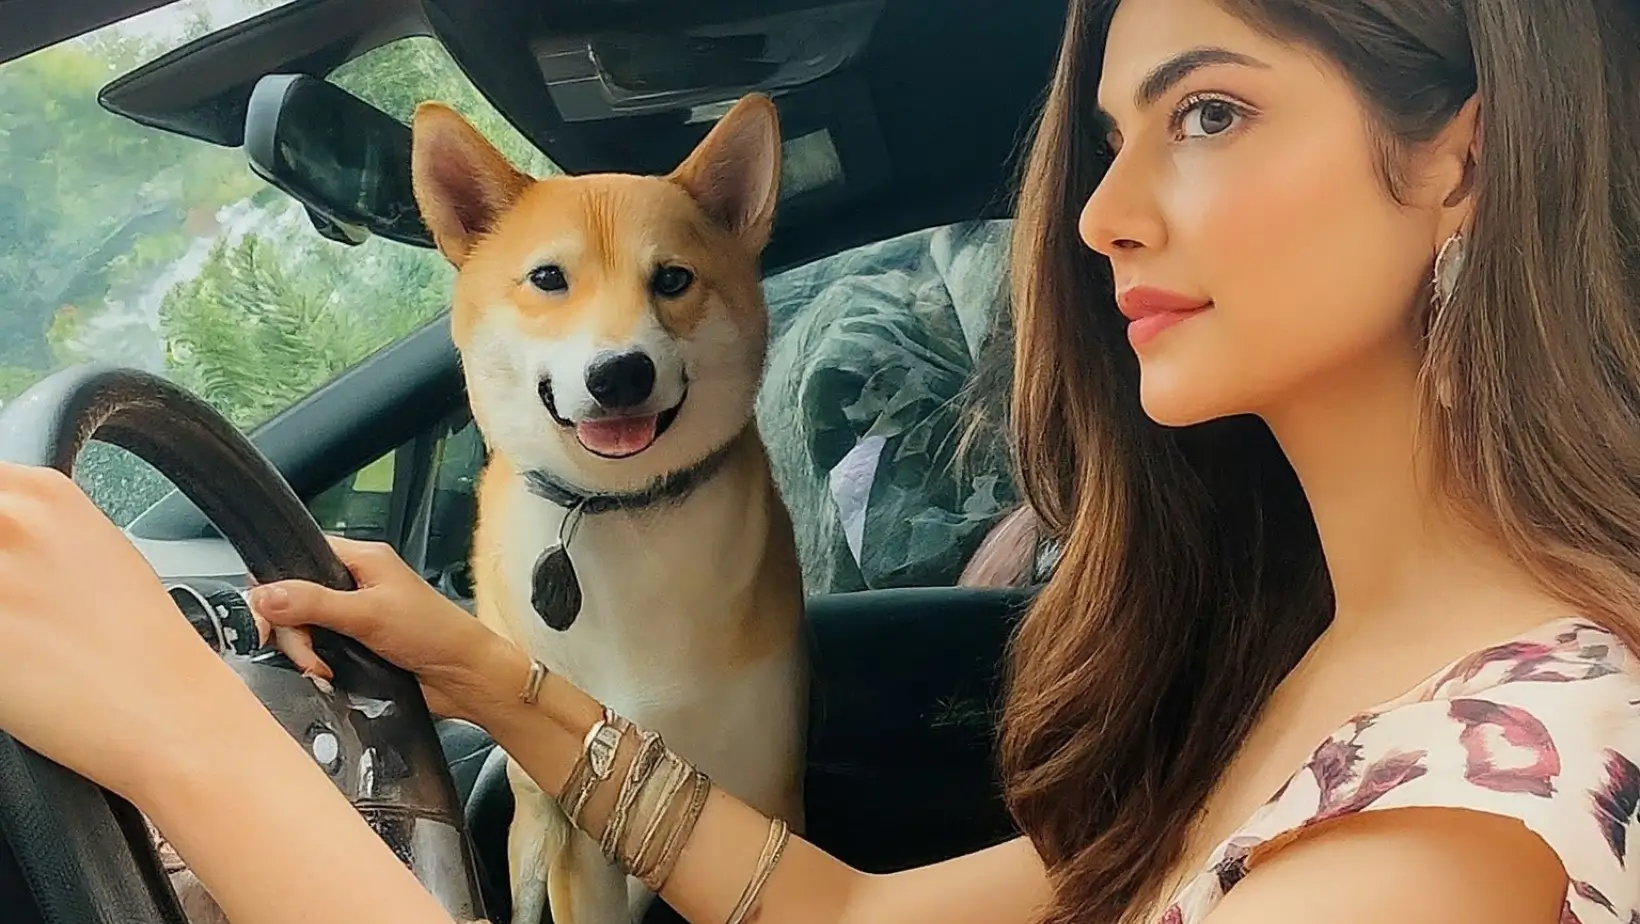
[1137,46,1268,107]
[1096,45,1270,124]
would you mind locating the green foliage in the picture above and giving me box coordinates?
[0,32,197,368]
[331,36,557,178]
[0,8,556,523]
[0,365,37,402]
[160,226,451,429]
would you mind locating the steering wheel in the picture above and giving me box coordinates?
[0,364,485,924]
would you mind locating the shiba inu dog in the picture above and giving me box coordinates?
[410,94,808,924]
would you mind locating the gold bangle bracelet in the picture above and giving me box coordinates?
[630,756,690,881]
[643,769,711,893]
[519,659,548,705]
[554,707,720,895]
[600,731,665,860]
[564,709,627,826]
[723,817,790,924]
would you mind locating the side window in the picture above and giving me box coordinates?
[419,420,482,571]
[307,413,486,599]
[309,450,397,542]
[1,13,538,527]
[422,417,486,597]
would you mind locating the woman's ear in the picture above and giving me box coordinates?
[1430,95,1482,241]
[1443,96,1482,203]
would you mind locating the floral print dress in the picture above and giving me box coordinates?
[1159,618,1640,924]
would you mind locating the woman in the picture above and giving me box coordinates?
[3,0,1639,921]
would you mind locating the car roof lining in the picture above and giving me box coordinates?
[413,0,1061,266]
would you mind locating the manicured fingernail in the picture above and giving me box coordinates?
[250,585,287,613]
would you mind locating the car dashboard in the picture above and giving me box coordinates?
[133,534,251,586]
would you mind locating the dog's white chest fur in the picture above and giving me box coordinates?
[491,469,807,924]
[498,475,804,763]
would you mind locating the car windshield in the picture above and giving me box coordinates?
[1,0,1029,594]
[0,0,552,525]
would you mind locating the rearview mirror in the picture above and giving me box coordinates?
[244,74,434,248]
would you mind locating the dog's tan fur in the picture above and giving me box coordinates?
[415,94,808,924]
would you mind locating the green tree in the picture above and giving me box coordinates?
[0,1,560,523]
[0,34,187,368]
[0,18,557,523]
[0,365,36,402]
[330,37,557,178]
[159,229,451,429]
[0,7,281,373]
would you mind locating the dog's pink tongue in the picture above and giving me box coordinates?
[576,415,659,457]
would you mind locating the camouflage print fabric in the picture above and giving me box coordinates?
[755,219,1019,595]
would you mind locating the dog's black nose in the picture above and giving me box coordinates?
[584,350,656,409]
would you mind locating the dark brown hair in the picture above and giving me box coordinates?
[998,1,1640,923]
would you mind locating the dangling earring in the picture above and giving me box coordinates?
[1429,229,1466,409]
[1431,229,1466,319]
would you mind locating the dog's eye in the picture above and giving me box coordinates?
[528,264,568,293]
[652,265,694,298]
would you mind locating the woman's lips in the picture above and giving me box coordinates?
[1126,309,1211,348]
[1116,286,1213,349]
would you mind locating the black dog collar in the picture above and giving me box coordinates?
[520,438,741,632]
[520,437,739,515]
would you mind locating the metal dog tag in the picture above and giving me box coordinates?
[531,543,583,631]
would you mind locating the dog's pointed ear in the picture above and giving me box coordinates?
[411,102,533,267]
[668,93,782,253]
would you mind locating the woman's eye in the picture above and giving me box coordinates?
[528,264,568,293]
[1178,97,1241,139]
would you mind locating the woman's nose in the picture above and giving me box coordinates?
[1078,153,1167,258]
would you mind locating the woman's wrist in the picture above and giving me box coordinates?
[450,641,620,805]
[458,638,602,749]
[428,626,525,725]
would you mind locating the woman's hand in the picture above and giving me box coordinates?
[250,536,519,721]
[0,463,258,801]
